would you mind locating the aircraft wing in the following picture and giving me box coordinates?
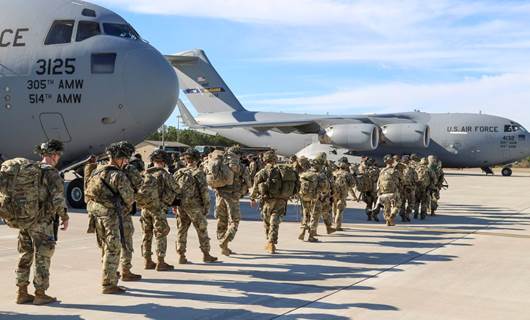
[191,119,327,134]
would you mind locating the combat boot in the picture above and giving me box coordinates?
[420,213,426,220]
[326,225,336,234]
[178,254,189,264]
[298,229,306,241]
[307,232,319,242]
[220,241,231,256]
[16,285,34,304]
[121,269,142,282]
[156,257,174,271]
[401,215,407,222]
[144,257,156,270]
[265,242,276,254]
[203,252,218,263]
[33,289,57,305]
[366,211,373,221]
[413,212,419,219]
[102,286,126,294]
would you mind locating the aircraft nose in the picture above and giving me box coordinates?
[123,47,178,127]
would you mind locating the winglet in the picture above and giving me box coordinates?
[177,99,200,128]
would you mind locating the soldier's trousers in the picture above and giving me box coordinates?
[300,200,312,231]
[141,209,170,259]
[16,222,56,290]
[361,191,377,215]
[261,199,287,244]
[333,197,347,229]
[379,193,400,223]
[416,188,430,216]
[95,214,121,289]
[401,187,416,216]
[318,198,333,228]
[120,215,134,271]
[430,189,440,212]
[309,200,324,235]
[176,207,211,255]
[215,194,240,245]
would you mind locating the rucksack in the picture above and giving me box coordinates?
[136,168,169,210]
[299,171,319,201]
[174,168,198,203]
[379,168,397,194]
[205,151,234,188]
[265,165,300,200]
[415,165,431,189]
[333,172,350,199]
[0,158,44,229]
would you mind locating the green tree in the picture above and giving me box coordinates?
[147,126,241,147]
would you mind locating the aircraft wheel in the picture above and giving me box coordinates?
[501,167,513,177]
[67,178,86,209]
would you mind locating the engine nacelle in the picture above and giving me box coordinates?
[381,123,431,148]
[321,124,380,151]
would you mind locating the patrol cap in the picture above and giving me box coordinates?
[35,139,64,156]
[150,149,169,163]
[262,150,277,163]
[107,141,135,159]
[183,148,201,161]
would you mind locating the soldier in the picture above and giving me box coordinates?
[400,155,418,222]
[314,153,336,234]
[85,141,135,294]
[129,153,145,172]
[14,140,69,305]
[415,158,435,220]
[428,155,444,215]
[250,150,299,253]
[377,155,401,226]
[333,157,357,231]
[298,157,329,242]
[215,145,247,256]
[358,158,380,221]
[392,155,407,222]
[248,154,262,186]
[120,163,144,281]
[137,149,179,272]
[174,148,218,264]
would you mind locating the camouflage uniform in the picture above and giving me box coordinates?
[16,164,68,299]
[400,156,418,222]
[86,163,135,291]
[138,167,177,264]
[174,149,217,263]
[428,156,444,215]
[312,153,336,234]
[215,147,248,255]
[414,158,436,219]
[377,156,401,226]
[298,160,329,242]
[120,165,143,277]
[332,158,356,230]
[358,159,380,221]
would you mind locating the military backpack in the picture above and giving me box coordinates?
[0,158,45,229]
[415,165,431,189]
[260,165,299,200]
[205,151,234,188]
[379,168,398,194]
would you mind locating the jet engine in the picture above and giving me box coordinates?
[321,124,380,151]
[381,123,431,148]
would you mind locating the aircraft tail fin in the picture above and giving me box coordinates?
[166,49,247,114]
[177,99,200,128]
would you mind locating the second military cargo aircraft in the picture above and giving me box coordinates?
[168,50,530,176]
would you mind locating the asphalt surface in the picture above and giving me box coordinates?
[0,168,529,320]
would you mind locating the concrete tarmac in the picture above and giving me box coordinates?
[0,169,529,320]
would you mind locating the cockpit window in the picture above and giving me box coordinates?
[505,123,528,133]
[76,21,101,42]
[103,23,140,40]
[45,20,75,45]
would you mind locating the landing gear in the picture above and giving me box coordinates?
[501,167,513,177]
[481,167,494,175]
[66,178,86,209]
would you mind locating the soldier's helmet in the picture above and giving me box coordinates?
[428,155,438,162]
[35,139,64,156]
[366,158,376,166]
[226,145,241,155]
[107,141,135,159]
[384,154,394,164]
[338,156,350,169]
[420,157,428,165]
[393,154,401,161]
[149,149,169,163]
[411,154,420,161]
[183,148,201,161]
[290,155,298,162]
[298,156,311,170]
[262,150,277,163]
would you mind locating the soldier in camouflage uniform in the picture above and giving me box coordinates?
[250,150,296,253]
[298,157,328,242]
[414,158,435,220]
[15,140,69,305]
[358,158,380,221]
[174,148,218,264]
[215,145,248,256]
[332,157,357,231]
[428,155,444,215]
[85,141,135,294]
[376,155,401,226]
[314,153,336,234]
[137,149,179,271]
[400,155,418,222]
[391,155,407,222]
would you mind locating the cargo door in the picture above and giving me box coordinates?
[39,113,72,142]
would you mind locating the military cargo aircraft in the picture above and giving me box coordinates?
[168,49,530,177]
[0,0,179,207]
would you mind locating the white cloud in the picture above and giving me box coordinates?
[246,73,530,127]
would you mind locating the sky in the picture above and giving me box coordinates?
[93,0,530,128]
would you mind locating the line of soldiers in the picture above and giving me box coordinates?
[8,139,445,304]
